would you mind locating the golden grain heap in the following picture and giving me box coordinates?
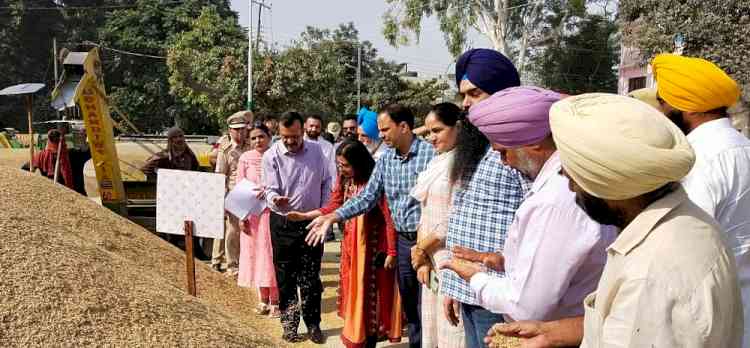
[0,165,284,347]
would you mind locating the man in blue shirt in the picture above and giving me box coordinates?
[307,104,435,348]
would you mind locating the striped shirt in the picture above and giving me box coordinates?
[441,149,528,305]
[336,137,435,232]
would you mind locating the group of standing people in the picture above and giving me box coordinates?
[302,47,750,348]
[195,106,398,345]
[140,46,750,348]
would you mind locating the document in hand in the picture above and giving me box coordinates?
[224,179,267,220]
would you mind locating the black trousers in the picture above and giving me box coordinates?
[397,233,422,348]
[269,212,324,333]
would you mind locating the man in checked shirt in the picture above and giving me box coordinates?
[307,103,435,348]
[433,48,529,348]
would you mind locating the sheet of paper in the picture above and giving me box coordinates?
[156,169,225,239]
[224,178,267,220]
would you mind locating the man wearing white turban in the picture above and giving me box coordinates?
[485,94,743,348]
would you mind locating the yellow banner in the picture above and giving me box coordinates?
[76,74,126,204]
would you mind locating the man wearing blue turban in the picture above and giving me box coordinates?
[445,48,523,348]
[357,107,386,160]
[455,48,520,110]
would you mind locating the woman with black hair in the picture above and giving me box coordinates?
[287,139,402,348]
[409,103,466,347]
[237,122,279,317]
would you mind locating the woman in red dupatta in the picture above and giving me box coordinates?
[288,139,402,348]
[33,129,74,189]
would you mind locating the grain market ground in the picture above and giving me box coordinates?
[287,239,409,348]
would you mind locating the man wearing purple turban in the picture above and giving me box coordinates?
[443,87,617,328]
[455,48,520,110]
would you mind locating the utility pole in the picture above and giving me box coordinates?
[247,0,252,111]
[255,0,264,52]
[53,36,61,119]
[248,0,270,111]
[356,44,361,111]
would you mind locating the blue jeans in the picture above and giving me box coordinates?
[397,234,422,348]
[461,303,505,348]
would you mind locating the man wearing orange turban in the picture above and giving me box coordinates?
[653,54,750,344]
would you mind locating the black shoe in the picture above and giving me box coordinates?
[282,331,304,343]
[325,232,336,242]
[210,264,222,272]
[308,326,325,344]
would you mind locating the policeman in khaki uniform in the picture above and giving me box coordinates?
[212,111,253,275]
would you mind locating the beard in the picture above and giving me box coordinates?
[306,130,321,139]
[666,109,690,134]
[341,132,357,141]
[513,149,542,180]
[574,191,625,228]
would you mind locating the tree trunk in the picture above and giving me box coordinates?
[517,31,529,78]
[516,0,544,79]
[494,0,510,55]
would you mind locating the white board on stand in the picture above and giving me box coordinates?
[156,169,225,239]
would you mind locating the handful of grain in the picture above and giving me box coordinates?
[451,257,490,273]
[489,333,522,348]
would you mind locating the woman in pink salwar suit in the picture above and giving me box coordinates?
[237,122,280,317]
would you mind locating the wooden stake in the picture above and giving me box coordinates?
[52,129,63,185]
[26,95,34,172]
[184,220,197,296]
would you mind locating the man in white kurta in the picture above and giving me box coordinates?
[484,94,743,348]
[652,53,750,344]
[445,86,617,322]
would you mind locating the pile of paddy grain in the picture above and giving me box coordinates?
[0,165,284,347]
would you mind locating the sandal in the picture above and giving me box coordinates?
[268,305,280,318]
[254,303,270,315]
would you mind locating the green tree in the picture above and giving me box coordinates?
[0,0,66,129]
[382,0,554,75]
[100,0,236,134]
[274,23,448,120]
[531,14,619,94]
[167,5,247,127]
[395,78,450,121]
[168,20,448,125]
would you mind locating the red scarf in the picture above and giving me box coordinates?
[33,130,74,189]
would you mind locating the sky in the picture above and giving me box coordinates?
[229,0,491,79]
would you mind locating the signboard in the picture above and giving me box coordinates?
[156,169,225,239]
[73,49,126,206]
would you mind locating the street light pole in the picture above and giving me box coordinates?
[247,0,253,111]
[247,0,270,112]
[256,0,264,52]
